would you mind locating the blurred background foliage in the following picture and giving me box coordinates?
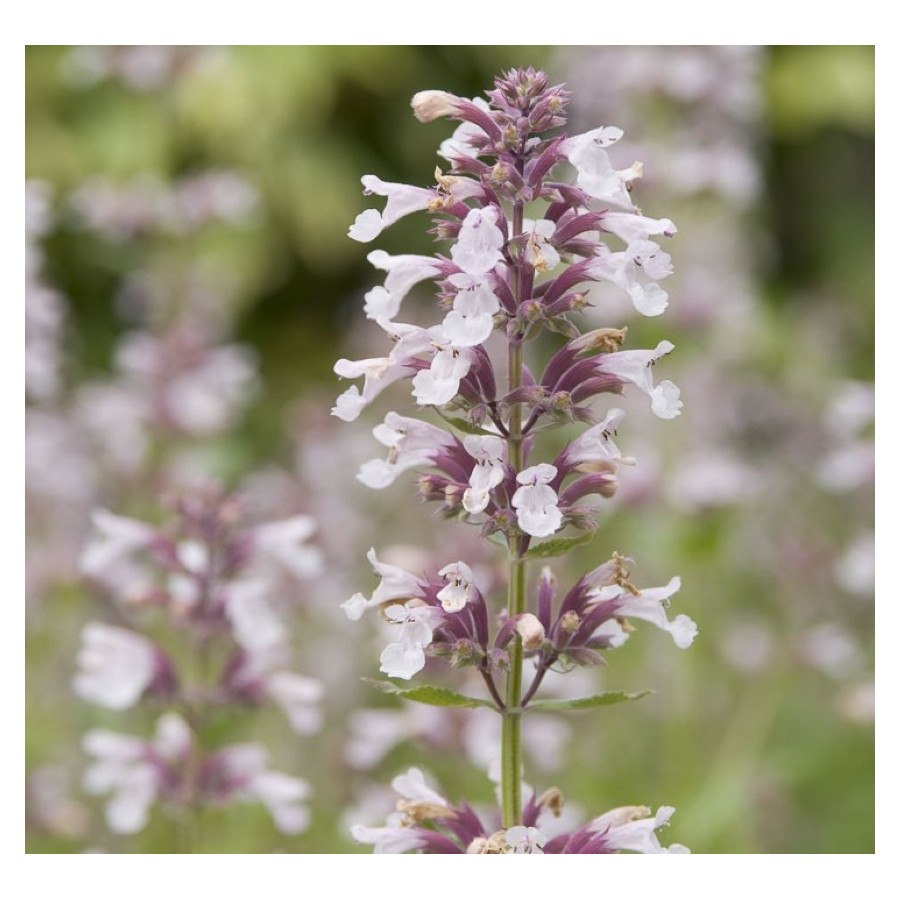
[25,45,873,854]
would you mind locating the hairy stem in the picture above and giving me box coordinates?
[501,199,526,828]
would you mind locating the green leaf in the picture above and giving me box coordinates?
[523,530,596,559]
[433,411,495,437]
[528,690,653,711]
[363,679,498,710]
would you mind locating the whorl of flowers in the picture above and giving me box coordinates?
[352,767,689,854]
[74,488,323,836]
[335,67,694,853]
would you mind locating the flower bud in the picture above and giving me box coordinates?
[411,90,459,122]
[502,124,519,146]
[450,639,477,668]
[467,836,489,854]
[489,162,511,187]
[551,391,573,412]
[572,327,629,356]
[516,613,545,650]
[561,610,581,634]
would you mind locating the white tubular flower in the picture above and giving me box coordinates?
[379,603,438,679]
[364,250,442,321]
[563,408,636,466]
[564,408,634,468]
[265,672,323,735]
[250,515,323,580]
[588,242,673,317]
[451,207,505,276]
[512,464,563,538]
[441,273,500,347]
[349,176,435,243]
[595,577,697,649]
[80,508,156,577]
[82,730,157,834]
[599,340,683,419]
[341,548,424,621]
[436,561,476,612]
[253,771,312,835]
[462,434,506,513]
[217,743,312,835]
[351,822,426,854]
[357,411,455,490]
[506,825,546,854]
[74,623,161,710]
[600,211,677,244]
[411,326,473,407]
[83,713,191,836]
[332,320,432,422]
[225,578,288,656]
[561,126,641,210]
[523,219,560,273]
[392,766,450,808]
[589,805,690,854]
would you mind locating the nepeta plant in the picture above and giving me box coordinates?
[335,68,695,854]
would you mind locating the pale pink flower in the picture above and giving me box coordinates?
[588,805,690,854]
[436,561,476,612]
[598,341,683,418]
[74,623,169,710]
[451,207,505,276]
[357,412,455,489]
[341,548,424,621]
[215,743,312,834]
[462,434,506,514]
[250,515,323,580]
[80,509,156,578]
[593,577,697,649]
[363,250,443,321]
[512,464,563,538]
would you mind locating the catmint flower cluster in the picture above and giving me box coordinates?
[352,768,688,854]
[335,68,695,853]
[75,488,323,839]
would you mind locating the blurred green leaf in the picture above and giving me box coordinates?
[528,690,652,711]
[363,679,497,710]
[523,530,596,559]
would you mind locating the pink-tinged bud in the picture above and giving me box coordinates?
[516,613,545,650]
[411,91,459,123]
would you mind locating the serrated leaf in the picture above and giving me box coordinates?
[523,530,596,559]
[528,690,652,711]
[363,679,498,710]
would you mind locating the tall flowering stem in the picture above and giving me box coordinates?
[338,69,695,853]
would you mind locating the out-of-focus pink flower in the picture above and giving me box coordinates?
[74,623,173,709]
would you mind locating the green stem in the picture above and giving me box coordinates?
[501,200,526,828]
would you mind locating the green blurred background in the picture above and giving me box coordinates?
[25,45,874,853]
